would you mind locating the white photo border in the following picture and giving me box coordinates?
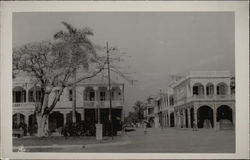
[1,1,249,159]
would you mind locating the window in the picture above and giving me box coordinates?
[100,91,106,101]
[217,84,227,95]
[193,86,199,95]
[89,91,95,101]
[69,89,73,101]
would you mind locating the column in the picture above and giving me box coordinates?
[227,83,231,95]
[82,87,85,121]
[174,111,177,127]
[93,86,99,123]
[82,109,85,121]
[168,113,171,127]
[63,113,67,125]
[17,113,20,125]
[25,83,29,103]
[187,108,191,128]
[232,108,235,129]
[213,105,218,130]
[214,83,217,95]
[183,109,186,128]
[204,83,207,98]
[194,107,197,127]
[25,114,29,128]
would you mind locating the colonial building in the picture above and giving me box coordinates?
[146,71,235,130]
[13,74,125,135]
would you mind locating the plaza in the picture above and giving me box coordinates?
[13,127,235,153]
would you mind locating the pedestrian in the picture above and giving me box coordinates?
[143,122,147,134]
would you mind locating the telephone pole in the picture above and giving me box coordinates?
[107,41,113,140]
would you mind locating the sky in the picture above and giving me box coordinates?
[13,12,235,114]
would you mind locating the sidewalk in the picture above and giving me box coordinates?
[13,134,130,152]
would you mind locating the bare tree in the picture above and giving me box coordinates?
[13,22,129,137]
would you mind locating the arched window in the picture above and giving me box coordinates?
[84,87,95,101]
[206,83,214,96]
[169,96,174,106]
[99,87,108,101]
[193,83,204,96]
[28,86,42,102]
[217,83,227,95]
[13,86,26,103]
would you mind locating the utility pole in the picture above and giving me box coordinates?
[72,68,76,123]
[107,41,113,140]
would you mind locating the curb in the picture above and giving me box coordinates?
[13,135,130,151]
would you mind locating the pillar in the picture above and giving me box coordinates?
[214,83,217,95]
[213,105,218,130]
[204,84,207,98]
[25,114,29,127]
[194,107,197,127]
[183,109,186,128]
[93,86,99,123]
[82,109,85,121]
[187,108,191,128]
[25,83,29,103]
[232,108,235,129]
[174,111,177,127]
[17,113,20,125]
[63,113,67,125]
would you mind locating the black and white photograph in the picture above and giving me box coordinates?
[1,1,249,159]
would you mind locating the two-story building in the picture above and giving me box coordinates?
[172,71,235,130]
[146,71,235,130]
[13,74,125,134]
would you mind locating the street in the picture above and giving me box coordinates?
[64,127,235,153]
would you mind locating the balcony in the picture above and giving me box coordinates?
[13,102,37,108]
[175,94,235,106]
[83,100,123,108]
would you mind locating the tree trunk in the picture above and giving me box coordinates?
[35,92,50,137]
[36,113,49,137]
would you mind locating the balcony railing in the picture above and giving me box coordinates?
[13,102,38,108]
[175,94,235,106]
[83,100,123,108]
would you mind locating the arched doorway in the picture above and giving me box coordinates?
[49,112,64,132]
[217,105,233,129]
[13,113,25,125]
[66,111,81,124]
[28,114,37,135]
[217,105,233,122]
[197,106,214,128]
[170,113,175,127]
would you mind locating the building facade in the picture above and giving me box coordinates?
[13,75,125,135]
[146,71,235,130]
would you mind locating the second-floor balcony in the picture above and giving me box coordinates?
[13,100,123,109]
[84,100,123,108]
[175,94,235,106]
[13,102,39,108]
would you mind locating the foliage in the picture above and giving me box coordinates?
[125,101,146,124]
[133,100,146,122]
[13,21,132,137]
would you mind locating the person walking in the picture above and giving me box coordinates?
[143,122,147,134]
